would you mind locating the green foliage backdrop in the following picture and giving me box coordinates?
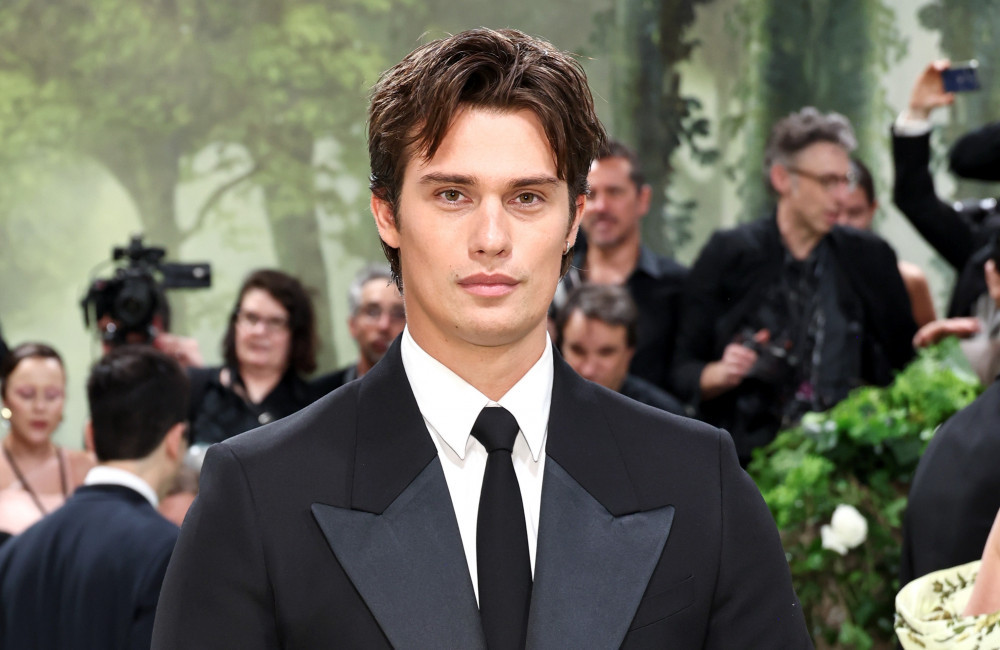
[727,0,906,219]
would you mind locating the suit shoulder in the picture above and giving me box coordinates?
[593,383,724,459]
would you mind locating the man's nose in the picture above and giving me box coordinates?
[578,357,599,380]
[470,198,512,258]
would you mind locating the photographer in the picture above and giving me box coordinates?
[893,60,1000,318]
[673,107,915,465]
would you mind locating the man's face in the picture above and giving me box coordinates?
[559,310,633,392]
[372,107,583,357]
[835,187,877,231]
[776,142,852,239]
[582,156,650,250]
[348,278,405,367]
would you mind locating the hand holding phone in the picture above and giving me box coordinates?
[942,60,981,93]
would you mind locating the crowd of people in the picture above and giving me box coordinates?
[0,29,997,647]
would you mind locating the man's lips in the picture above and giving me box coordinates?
[458,273,518,297]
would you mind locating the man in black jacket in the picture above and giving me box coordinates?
[673,107,916,464]
[0,345,188,650]
[153,28,812,649]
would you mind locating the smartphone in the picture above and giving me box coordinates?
[942,60,981,93]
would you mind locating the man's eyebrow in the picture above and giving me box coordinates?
[416,173,561,189]
[509,176,561,190]
[417,172,477,186]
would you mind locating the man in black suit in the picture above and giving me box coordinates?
[0,345,189,649]
[153,28,811,648]
[673,107,916,465]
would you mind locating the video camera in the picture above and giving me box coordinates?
[81,235,211,345]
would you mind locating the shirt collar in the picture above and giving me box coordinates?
[400,327,553,461]
[84,465,159,508]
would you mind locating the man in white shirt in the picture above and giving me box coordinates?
[0,345,189,650]
[153,28,811,649]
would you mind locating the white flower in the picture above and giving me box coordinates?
[820,504,868,555]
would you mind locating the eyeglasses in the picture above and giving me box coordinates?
[787,166,858,192]
[357,303,406,323]
[236,310,290,333]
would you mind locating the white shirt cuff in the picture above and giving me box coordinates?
[893,112,933,137]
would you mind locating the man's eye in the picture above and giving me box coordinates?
[440,189,463,202]
[516,192,539,204]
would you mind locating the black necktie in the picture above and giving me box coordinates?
[471,406,532,650]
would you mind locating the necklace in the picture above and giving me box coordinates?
[2,442,69,515]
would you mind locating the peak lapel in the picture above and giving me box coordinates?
[311,339,485,649]
[312,461,485,650]
[527,354,676,648]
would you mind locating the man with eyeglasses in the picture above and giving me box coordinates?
[314,264,405,392]
[672,107,916,466]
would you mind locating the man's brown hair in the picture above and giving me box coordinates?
[368,28,606,289]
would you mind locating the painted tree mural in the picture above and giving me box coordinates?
[730,0,905,219]
[590,0,718,255]
[0,0,400,367]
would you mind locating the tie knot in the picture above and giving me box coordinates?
[471,407,520,453]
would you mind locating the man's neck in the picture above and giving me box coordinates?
[407,325,548,402]
[776,204,822,261]
[584,236,641,285]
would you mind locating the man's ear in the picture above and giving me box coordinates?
[770,163,792,195]
[84,420,95,454]
[566,194,586,248]
[637,184,652,218]
[164,422,187,462]
[371,194,400,249]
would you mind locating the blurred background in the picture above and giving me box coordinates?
[1,0,997,447]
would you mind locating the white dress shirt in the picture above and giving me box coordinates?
[84,465,159,508]
[400,327,552,604]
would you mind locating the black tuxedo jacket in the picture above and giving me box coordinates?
[153,342,811,648]
[0,484,178,650]
[900,381,1000,586]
